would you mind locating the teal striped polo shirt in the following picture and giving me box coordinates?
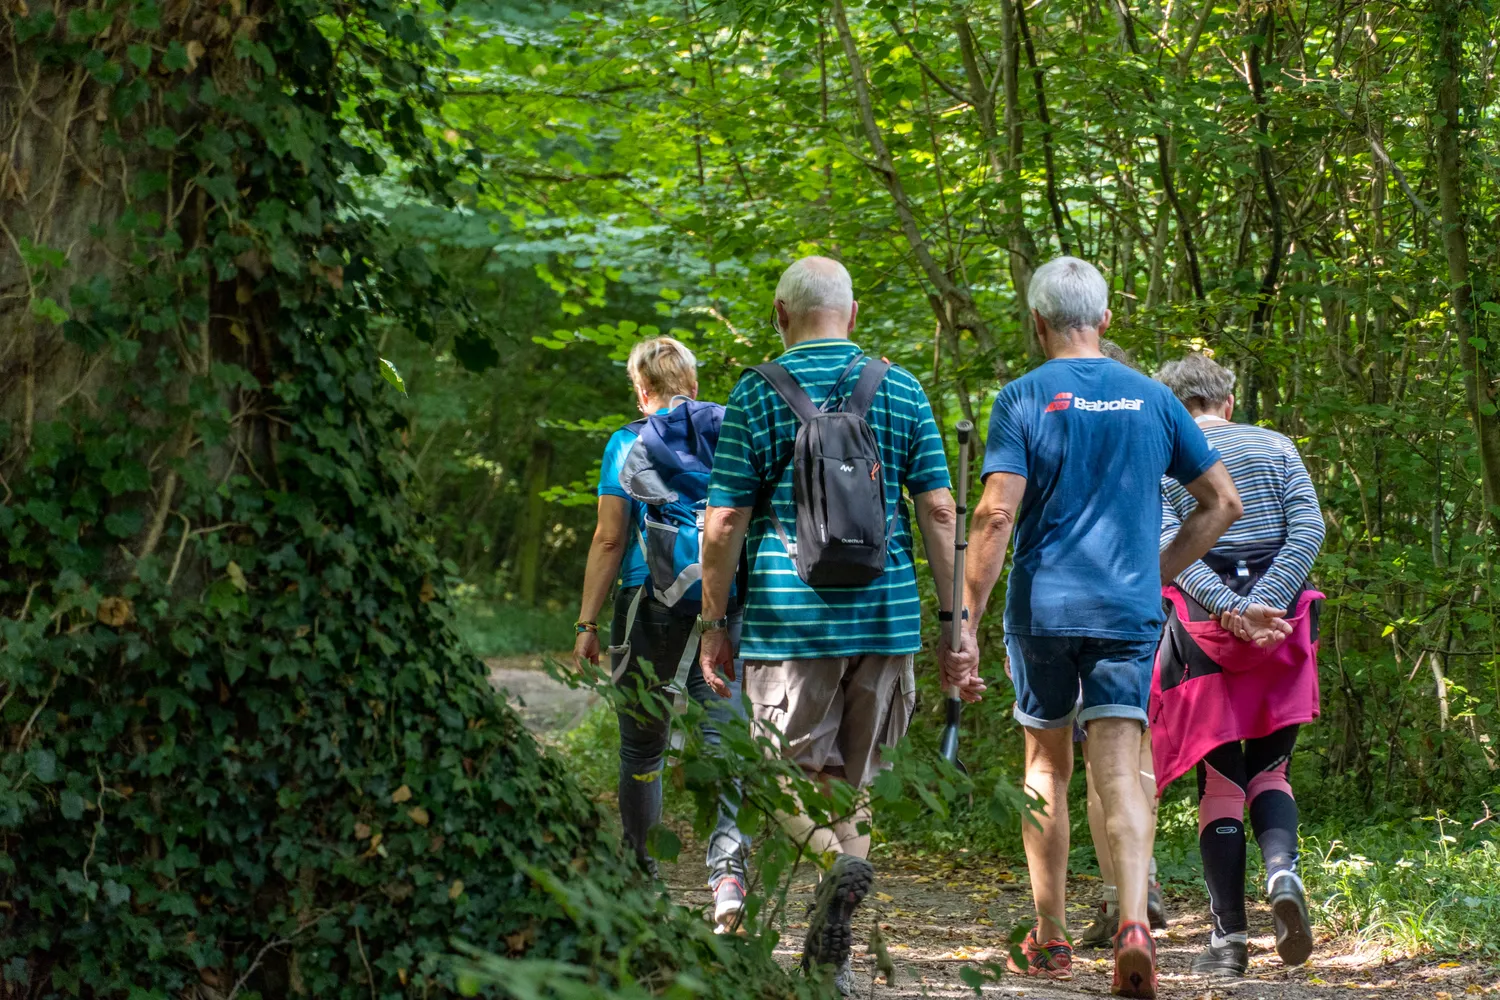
[707,339,951,660]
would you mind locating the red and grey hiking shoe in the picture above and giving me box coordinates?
[1112,920,1158,998]
[712,874,746,934]
[1006,929,1075,980]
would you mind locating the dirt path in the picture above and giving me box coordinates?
[492,656,1493,997]
[488,654,597,732]
[660,837,1493,999]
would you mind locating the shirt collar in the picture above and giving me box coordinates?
[782,338,859,355]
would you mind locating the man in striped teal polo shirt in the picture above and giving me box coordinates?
[696,256,968,995]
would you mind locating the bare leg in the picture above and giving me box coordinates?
[830,800,872,859]
[1084,738,1116,888]
[1087,718,1152,926]
[1022,725,1075,942]
[773,770,845,857]
[1140,731,1159,878]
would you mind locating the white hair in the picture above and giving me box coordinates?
[774,256,853,320]
[626,336,698,399]
[1028,256,1109,333]
[1157,352,1237,410]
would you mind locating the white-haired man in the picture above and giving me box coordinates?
[946,257,1242,998]
[697,256,969,995]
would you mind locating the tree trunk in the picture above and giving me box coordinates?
[517,436,554,605]
[830,0,1009,376]
[1432,0,1500,524]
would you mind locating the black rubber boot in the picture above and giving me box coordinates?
[802,854,874,988]
[1270,874,1313,966]
[1190,938,1249,978]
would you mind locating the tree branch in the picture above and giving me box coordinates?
[830,0,1006,375]
[883,16,974,107]
[1015,1,1079,255]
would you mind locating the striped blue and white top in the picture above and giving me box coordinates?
[1160,421,1326,615]
[707,339,951,660]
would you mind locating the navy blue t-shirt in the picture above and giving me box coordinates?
[982,357,1219,640]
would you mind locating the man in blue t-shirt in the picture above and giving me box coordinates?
[946,257,1242,998]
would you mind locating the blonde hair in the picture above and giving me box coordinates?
[626,336,698,400]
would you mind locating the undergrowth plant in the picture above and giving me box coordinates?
[0,2,798,996]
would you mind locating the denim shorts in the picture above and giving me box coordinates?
[1005,633,1159,730]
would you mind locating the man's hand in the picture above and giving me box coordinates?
[1219,603,1292,648]
[699,627,735,698]
[574,629,601,668]
[939,626,987,703]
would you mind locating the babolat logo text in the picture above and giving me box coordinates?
[1073,396,1144,412]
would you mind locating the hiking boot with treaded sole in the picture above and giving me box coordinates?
[1190,937,1249,978]
[1269,874,1313,966]
[1078,904,1119,949]
[1006,930,1075,980]
[1147,881,1168,930]
[801,854,874,984]
[1112,920,1158,998]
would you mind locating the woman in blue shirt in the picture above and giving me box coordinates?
[572,336,749,931]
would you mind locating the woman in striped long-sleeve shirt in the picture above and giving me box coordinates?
[1157,353,1327,979]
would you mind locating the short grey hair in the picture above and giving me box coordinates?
[1157,352,1237,411]
[775,256,853,319]
[627,336,698,399]
[1028,256,1109,333]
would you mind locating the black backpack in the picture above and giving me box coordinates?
[751,355,894,588]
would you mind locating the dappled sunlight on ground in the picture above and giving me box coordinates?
[661,834,1493,999]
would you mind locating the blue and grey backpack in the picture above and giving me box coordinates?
[609,397,741,691]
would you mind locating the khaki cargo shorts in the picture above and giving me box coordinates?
[743,653,916,789]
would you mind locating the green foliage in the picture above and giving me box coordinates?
[1307,818,1500,957]
[454,598,578,659]
[415,0,1500,815]
[0,2,790,997]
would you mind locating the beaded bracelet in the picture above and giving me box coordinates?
[575,621,598,634]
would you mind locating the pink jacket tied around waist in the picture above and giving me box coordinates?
[1148,586,1324,794]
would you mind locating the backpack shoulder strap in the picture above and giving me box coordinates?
[846,357,891,418]
[750,362,820,425]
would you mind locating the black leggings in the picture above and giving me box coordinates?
[1195,725,1300,937]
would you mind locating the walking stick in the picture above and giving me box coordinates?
[938,419,973,773]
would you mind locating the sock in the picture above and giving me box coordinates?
[1248,765,1300,886]
[1199,762,1249,938]
[1149,855,1158,882]
[1211,930,1249,948]
[1102,883,1119,917]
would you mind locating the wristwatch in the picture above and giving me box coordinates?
[697,614,730,633]
[937,608,969,623]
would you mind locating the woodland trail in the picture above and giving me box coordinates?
[661,841,1494,999]
[492,656,1495,999]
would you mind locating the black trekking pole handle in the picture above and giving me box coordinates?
[940,420,973,770]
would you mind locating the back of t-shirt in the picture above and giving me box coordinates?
[981,356,1218,640]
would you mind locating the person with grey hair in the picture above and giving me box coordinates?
[573,335,752,931]
[697,255,967,994]
[1153,352,1326,978]
[946,257,1243,997]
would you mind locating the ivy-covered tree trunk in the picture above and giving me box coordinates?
[0,4,776,997]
